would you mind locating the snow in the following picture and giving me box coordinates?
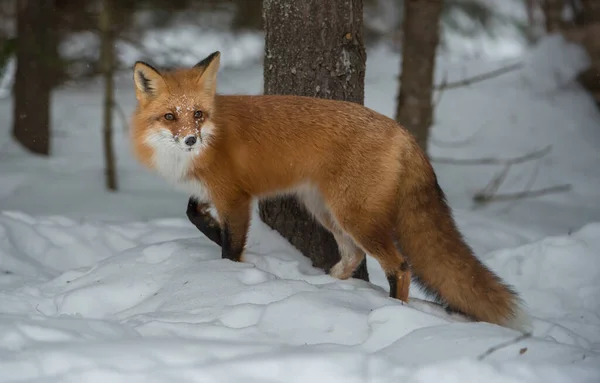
[1,27,600,383]
[60,26,264,72]
[1,210,599,381]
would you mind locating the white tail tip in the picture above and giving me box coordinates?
[505,302,533,334]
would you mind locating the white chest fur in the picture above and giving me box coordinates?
[147,133,211,202]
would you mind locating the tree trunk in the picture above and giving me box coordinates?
[580,0,600,24]
[13,0,58,155]
[100,0,118,191]
[231,0,263,31]
[260,0,369,281]
[542,0,564,33]
[394,0,442,155]
[525,0,536,26]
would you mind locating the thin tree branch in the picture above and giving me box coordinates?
[433,69,449,107]
[501,153,542,212]
[434,62,523,91]
[479,164,512,198]
[477,332,532,361]
[100,0,117,191]
[429,120,491,149]
[474,184,572,204]
[112,99,129,135]
[431,63,523,148]
[431,145,552,166]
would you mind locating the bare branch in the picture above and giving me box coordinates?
[477,332,532,361]
[112,99,129,135]
[431,63,524,148]
[478,164,512,199]
[431,146,559,207]
[501,155,542,212]
[433,69,449,108]
[429,120,491,149]
[431,145,552,166]
[434,62,523,91]
[474,184,572,204]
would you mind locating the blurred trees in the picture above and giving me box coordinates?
[395,0,443,155]
[100,0,118,191]
[566,1,600,106]
[6,0,595,181]
[259,0,369,281]
[231,0,263,31]
[12,0,60,155]
[535,0,600,105]
[541,0,564,33]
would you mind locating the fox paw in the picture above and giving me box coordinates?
[329,261,352,280]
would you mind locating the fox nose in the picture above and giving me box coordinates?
[184,135,197,146]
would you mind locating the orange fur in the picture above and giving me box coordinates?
[130,51,531,332]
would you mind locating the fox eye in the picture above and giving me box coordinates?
[164,113,175,121]
[194,110,203,119]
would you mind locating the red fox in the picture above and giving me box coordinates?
[130,51,530,332]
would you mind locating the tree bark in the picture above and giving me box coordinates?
[394,0,443,155]
[231,0,263,31]
[13,0,58,155]
[100,0,118,191]
[260,0,369,281]
[542,0,564,33]
[580,0,600,24]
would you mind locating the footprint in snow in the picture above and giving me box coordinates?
[219,303,264,328]
[237,268,274,285]
[139,242,180,264]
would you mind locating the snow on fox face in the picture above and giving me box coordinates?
[136,96,217,184]
[130,52,221,178]
[143,95,216,154]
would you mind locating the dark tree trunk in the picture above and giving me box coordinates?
[260,0,369,281]
[231,0,263,31]
[13,0,58,155]
[572,0,600,106]
[542,0,565,33]
[100,0,118,191]
[394,0,443,155]
[580,0,600,24]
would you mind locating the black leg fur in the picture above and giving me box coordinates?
[387,273,398,299]
[186,197,222,246]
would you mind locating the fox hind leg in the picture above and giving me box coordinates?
[306,207,365,280]
[327,207,411,302]
[352,233,411,302]
[296,186,365,279]
[355,234,411,302]
[386,257,411,302]
[328,232,366,280]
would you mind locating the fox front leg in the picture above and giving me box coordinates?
[186,197,222,246]
[215,196,252,263]
[187,196,251,262]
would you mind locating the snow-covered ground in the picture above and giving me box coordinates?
[1,30,599,382]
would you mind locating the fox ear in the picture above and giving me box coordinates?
[194,51,220,70]
[194,51,221,96]
[133,61,166,102]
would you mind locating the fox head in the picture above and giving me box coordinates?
[130,51,221,169]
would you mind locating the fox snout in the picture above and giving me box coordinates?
[174,132,199,147]
[183,136,197,146]
[144,126,202,154]
[172,130,201,152]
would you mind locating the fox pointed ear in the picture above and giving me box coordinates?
[194,51,221,96]
[133,61,166,102]
[194,51,221,70]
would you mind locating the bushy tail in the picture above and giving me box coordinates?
[395,178,531,332]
